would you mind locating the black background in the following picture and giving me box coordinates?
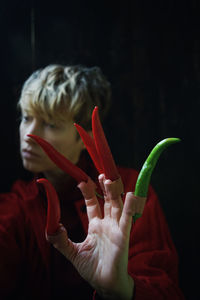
[0,1,199,299]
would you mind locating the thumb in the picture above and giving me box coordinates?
[46,224,77,262]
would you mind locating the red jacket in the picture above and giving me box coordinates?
[0,165,184,299]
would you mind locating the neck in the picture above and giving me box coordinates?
[43,169,75,195]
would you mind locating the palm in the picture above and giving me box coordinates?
[48,176,134,298]
[72,216,129,287]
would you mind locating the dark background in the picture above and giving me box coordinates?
[0,1,199,299]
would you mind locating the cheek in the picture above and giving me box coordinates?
[19,123,29,148]
[47,131,74,152]
[52,139,83,163]
[19,121,28,134]
[19,124,24,142]
[53,140,74,156]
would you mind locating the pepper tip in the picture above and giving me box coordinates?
[27,134,37,140]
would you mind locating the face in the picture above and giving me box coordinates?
[19,106,84,176]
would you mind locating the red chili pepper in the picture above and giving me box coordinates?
[74,123,104,174]
[74,107,119,181]
[28,134,88,183]
[92,106,119,181]
[37,178,61,235]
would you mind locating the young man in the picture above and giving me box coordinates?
[0,64,184,299]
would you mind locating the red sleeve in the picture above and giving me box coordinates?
[0,191,26,296]
[128,184,185,299]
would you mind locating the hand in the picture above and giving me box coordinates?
[47,176,135,300]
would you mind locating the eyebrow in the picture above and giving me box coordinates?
[21,108,31,114]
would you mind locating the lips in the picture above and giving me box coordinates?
[21,149,40,159]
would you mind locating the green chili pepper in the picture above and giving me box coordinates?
[133,138,181,222]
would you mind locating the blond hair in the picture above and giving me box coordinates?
[18,64,111,129]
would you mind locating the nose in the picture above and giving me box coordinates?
[23,120,42,143]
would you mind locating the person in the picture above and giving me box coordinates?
[0,64,184,299]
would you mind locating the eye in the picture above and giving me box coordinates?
[47,123,56,129]
[43,121,56,129]
[21,115,31,122]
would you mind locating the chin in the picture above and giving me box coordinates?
[22,160,45,174]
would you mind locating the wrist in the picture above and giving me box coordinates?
[95,275,134,300]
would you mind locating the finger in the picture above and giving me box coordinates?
[120,193,147,232]
[120,192,136,234]
[104,177,124,222]
[134,195,146,215]
[98,174,111,218]
[98,174,106,196]
[78,177,102,221]
[46,224,77,263]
